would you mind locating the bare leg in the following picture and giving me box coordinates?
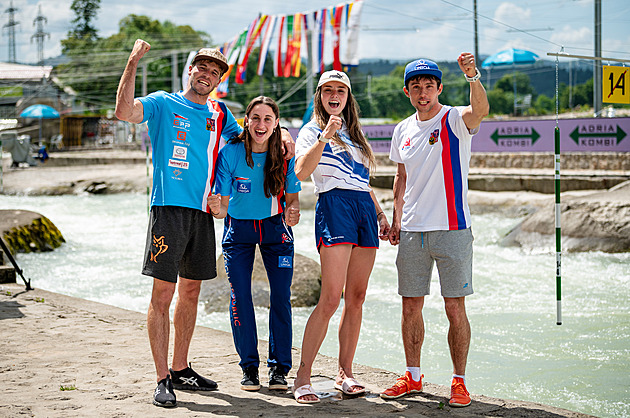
[401,296,425,368]
[171,277,202,371]
[293,245,351,402]
[147,278,176,381]
[337,247,376,392]
[444,297,470,375]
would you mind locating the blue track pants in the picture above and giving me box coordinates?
[222,213,294,373]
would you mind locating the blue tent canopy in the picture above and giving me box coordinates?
[20,104,60,119]
[481,48,539,68]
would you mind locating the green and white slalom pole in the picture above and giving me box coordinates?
[554,52,562,326]
[555,126,562,325]
[0,139,3,193]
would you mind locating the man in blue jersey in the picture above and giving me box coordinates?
[115,39,294,408]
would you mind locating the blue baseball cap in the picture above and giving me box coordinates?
[404,59,442,86]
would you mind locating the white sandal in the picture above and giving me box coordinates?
[334,377,366,395]
[292,384,320,404]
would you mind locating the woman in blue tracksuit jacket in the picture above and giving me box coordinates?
[208,96,301,392]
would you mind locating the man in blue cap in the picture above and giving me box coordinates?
[380,53,489,407]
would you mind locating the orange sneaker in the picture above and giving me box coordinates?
[380,371,423,400]
[449,377,471,407]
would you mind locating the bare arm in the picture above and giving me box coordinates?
[388,163,407,246]
[294,115,342,181]
[369,190,390,240]
[115,39,151,124]
[280,128,295,160]
[458,52,490,132]
[207,193,229,219]
[284,192,300,226]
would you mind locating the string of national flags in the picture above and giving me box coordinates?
[182,0,364,98]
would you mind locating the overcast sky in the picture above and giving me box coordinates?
[2,0,629,65]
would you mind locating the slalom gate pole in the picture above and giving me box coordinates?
[0,238,32,290]
[0,139,3,193]
[554,53,562,325]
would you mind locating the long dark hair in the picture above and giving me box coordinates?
[313,83,375,172]
[231,96,285,198]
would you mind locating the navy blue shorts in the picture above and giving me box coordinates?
[315,189,379,250]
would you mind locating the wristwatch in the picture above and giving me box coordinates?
[317,132,330,143]
[464,67,481,83]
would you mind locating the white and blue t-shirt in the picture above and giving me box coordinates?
[214,141,301,220]
[390,105,475,231]
[295,120,371,195]
[139,91,242,213]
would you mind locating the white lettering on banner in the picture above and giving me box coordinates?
[499,139,531,147]
[168,159,189,169]
[499,126,531,135]
[580,138,616,147]
[580,125,615,134]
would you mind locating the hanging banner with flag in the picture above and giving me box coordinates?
[330,5,344,71]
[215,0,362,88]
[274,15,286,77]
[343,0,363,67]
[291,13,303,77]
[213,31,247,97]
[312,9,327,75]
[235,16,268,84]
[283,15,295,77]
[257,15,277,75]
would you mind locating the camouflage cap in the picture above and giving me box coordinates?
[192,48,228,74]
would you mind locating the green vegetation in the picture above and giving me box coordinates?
[59,384,77,391]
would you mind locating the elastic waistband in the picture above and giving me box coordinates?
[319,188,371,201]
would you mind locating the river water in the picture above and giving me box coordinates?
[1,192,628,417]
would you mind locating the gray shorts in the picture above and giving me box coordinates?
[142,205,217,283]
[396,228,474,298]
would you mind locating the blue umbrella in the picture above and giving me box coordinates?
[19,104,60,145]
[481,48,539,68]
[482,48,539,114]
[20,104,60,119]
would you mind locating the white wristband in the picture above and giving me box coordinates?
[464,67,481,83]
[317,132,330,143]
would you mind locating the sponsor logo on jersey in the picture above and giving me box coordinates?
[429,129,439,145]
[172,169,182,177]
[168,159,189,169]
[206,118,215,131]
[172,145,187,160]
[173,113,190,131]
[402,137,413,151]
[281,233,292,243]
[278,256,293,268]
[176,131,186,141]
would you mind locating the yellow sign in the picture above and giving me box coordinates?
[603,65,630,104]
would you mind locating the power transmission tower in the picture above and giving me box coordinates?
[3,0,20,63]
[32,5,49,65]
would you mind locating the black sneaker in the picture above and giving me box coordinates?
[268,367,288,391]
[170,363,218,391]
[153,376,176,408]
[241,365,261,391]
